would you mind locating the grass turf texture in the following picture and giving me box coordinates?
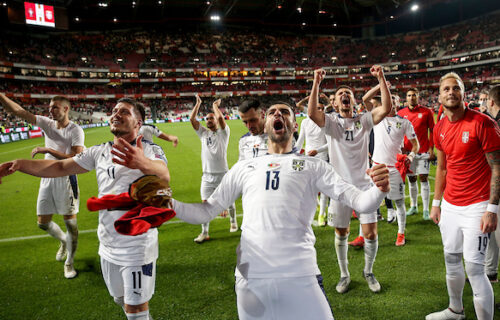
[0,118,498,320]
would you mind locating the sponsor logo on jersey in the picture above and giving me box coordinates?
[268,163,281,170]
[440,133,445,140]
[292,159,305,171]
[462,131,469,143]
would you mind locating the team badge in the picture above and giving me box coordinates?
[418,113,422,118]
[292,159,305,171]
[268,163,281,170]
[396,122,402,129]
[355,121,362,130]
[462,131,469,143]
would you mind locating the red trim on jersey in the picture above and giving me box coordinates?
[434,109,500,206]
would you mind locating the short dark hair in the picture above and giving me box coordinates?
[50,96,70,108]
[335,85,354,95]
[489,85,500,106]
[407,88,419,95]
[238,99,262,113]
[117,98,146,122]
[268,100,297,120]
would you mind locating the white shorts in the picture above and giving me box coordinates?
[387,167,405,200]
[37,176,79,216]
[332,184,378,228]
[101,257,156,306]
[439,200,489,265]
[200,172,225,200]
[235,275,334,320]
[407,155,430,176]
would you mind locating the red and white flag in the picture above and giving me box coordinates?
[25,2,55,28]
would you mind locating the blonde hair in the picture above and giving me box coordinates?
[439,72,465,93]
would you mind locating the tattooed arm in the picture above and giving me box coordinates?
[481,149,500,233]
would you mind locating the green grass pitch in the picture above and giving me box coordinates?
[0,118,498,319]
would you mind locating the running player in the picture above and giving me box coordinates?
[0,93,84,279]
[397,88,435,220]
[427,73,500,320]
[0,98,169,320]
[238,99,268,160]
[295,99,329,226]
[308,66,391,294]
[170,101,390,320]
[190,95,237,243]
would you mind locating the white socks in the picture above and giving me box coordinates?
[201,222,209,235]
[364,237,378,274]
[421,180,430,212]
[465,261,494,320]
[64,218,78,265]
[409,181,418,208]
[395,199,406,234]
[126,310,150,320]
[335,233,349,278]
[38,221,66,243]
[444,252,465,313]
[228,205,236,224]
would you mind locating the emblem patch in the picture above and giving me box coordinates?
[462,131,469,143]
[396,122,402,129]
[418,113,422,118]
[355,121,362,130]
[268,163,281,170]
[292,159,305,171]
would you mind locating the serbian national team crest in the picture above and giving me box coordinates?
[355,121,362,130]
[418,113,422,118]
[396,122,402,129]
[462,131,469,143]
[292,159,305,171]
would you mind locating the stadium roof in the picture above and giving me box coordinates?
[2,0,500,36]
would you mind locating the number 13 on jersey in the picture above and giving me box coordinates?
[265,171,280,190]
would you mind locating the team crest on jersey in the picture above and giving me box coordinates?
[462,131,469,143]
[268,163,281,170]
[396,122,402,129]
[292,159,305,171]
[355,121,362,130]
[418,113,422,118]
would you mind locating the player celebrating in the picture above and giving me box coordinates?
[371,94,420,246]
[295,99,329,226]
[138,121,178,146]
[238,99,268,160]
[308,66,391,294]
[397,88,435,220]
[0,94,84,279]
[170,101,390,320]
[427,73,500,320]
[0,98,169,320]
[190,94,237,243]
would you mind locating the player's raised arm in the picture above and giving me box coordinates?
[212,98,226,129]
[369,65,392,125]
[308,69,326,127]
[32,145,84,159]
[111,135,170,183]
[190,94,202,131]
[296,95,310,112]
[158,133,179,147]
[0,158,88,184]
[0,93,37,125]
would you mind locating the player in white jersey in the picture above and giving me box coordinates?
[138,124,178,147]
[308,66,391,294]
[295,101,329,226]
[238,99,268,161]
[0,98,169,320]
[190,94,237,243]
[371,94,420,246]
[169,101,390,320]
[0,94,84,279]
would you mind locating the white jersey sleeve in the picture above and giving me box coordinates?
[72,145,99,171]
[195,125,207,139]
[404,118,417,141]
[36,116,85,160]
[294,120,306,150]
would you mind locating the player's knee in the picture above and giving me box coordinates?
[38,222,49,231]
[420,176,428,182]
[465,261,485,278]
[114,296,125,307]
[444,252,462,265]
[444,252,463,276]
[64,218,78,234]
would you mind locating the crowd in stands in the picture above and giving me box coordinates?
[1,11,499,70]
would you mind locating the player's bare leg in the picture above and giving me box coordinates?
[335,227,351,293]
[37,214,67,262]
[362,223,381,293]
[124,301,153,320]
[63,214,78,279]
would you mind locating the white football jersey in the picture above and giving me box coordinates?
[207,153,353,278]
[238,132,268,161]
[138,125,162,142]
[324,112,374,187]
[73,139,168,266]
[36,115,85,160]
[295,118,328,155]
[372,116,416,166]
[196,125,230,173]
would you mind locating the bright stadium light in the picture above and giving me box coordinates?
[210,15,220,21]
[98,2,108,7]
[390,15,394,19]
[113,17,118,22]
[297,7,302,13]
[411,4,419,11]
[74,17,80,22]
[2,2,7,6]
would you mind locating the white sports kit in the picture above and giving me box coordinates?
[138,124,162,142]
[238,132,268,161]
[73,140,168,305]
[172,153,388,320]
[36,115,84,215]
[324,112,377,227]
[295,117,328,161]
[372,116,416,200]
